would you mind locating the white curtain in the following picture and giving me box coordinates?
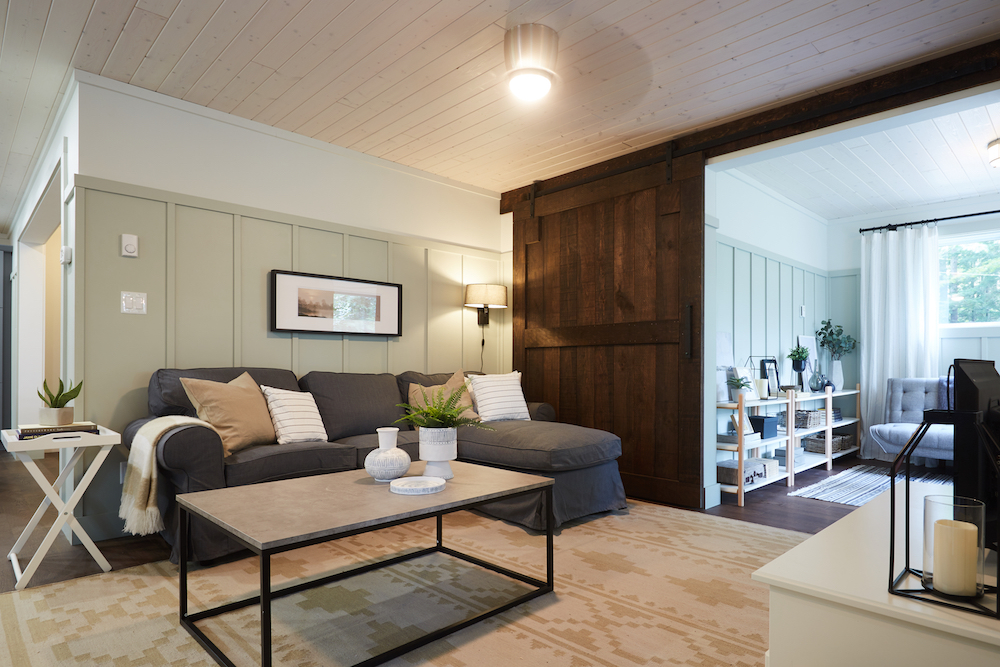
[860,223,940,459]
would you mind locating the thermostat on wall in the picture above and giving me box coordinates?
[121,234,139,258]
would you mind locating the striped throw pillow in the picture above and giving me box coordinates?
[260,385,328,445]
[469,372,530,422]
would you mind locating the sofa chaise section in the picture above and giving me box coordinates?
[869,377,954,463]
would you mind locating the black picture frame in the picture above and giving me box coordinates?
[760,357,780,395]
[269,269,402,336]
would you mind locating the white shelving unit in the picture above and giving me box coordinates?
[716,384,861,506]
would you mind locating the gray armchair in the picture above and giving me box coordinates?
[869,377,953,462]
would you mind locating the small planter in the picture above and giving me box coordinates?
[419,427,458,479]
[39,407,74,426]
[792,359,807,373]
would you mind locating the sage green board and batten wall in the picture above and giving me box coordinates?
[74,182,506,542]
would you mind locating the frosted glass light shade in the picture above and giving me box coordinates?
[989,139,1000,168]
[464,284,507,308]
[504,24,558,101]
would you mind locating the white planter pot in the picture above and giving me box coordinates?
[364,427,410,482]
[39,407,74,426]
[830,359,845,392]
[419,427,457,479]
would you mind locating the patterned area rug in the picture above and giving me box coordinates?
[0,501,805,667]
[788,464,953,506]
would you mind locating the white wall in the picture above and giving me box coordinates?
[76,73,501,252]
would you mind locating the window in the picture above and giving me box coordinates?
[939,238,1000,324]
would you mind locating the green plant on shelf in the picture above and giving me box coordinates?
[789,345,809,361]
[815,319,857,360]
[726,376,753,389]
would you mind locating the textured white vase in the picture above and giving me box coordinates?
[830,359,845,392]
[39,407,73,426]
[419,427,457,479]
[364,427,410,482]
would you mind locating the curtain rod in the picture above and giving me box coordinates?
[858,209,1000,234]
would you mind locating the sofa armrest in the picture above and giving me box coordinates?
[155,424,227,494]
[528,402,556,422]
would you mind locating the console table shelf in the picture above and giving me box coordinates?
[716,384,861,506]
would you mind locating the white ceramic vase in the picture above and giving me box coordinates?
[419,427,458,479]
[364,427,410,482]
[830,359,844,392]
[39,407,73,426]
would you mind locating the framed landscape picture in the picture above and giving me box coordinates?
[270,270,402,336]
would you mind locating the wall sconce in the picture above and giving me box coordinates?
[464,284,507,325]
[504,24,558,101]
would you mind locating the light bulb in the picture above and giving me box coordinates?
[509,71,552,101]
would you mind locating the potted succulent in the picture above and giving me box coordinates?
[395,384,492,479]
[726,375,753,401]
[38,378,83,426]
[815,319,857,391]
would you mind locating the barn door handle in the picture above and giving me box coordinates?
[681,304,692,358]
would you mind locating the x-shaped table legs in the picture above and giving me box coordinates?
[8,444,114,590]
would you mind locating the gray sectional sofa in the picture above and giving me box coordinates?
[869,377,954,463]
[124,367,627,563]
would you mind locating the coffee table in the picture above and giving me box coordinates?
[177,461,554,667]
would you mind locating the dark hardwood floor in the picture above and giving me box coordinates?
[0,451,171,594]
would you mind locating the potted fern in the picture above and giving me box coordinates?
[38,378,83,426]
[395,384,492,479]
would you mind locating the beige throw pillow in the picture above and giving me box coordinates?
[408,370,478,420]
[180,372,276,456]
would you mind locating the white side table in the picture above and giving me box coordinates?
[1,426,120,590]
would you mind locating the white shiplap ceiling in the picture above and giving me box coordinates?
[3,0,1000,237]
[726,90,1000,224]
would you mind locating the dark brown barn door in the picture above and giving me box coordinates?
[510,152,705,507]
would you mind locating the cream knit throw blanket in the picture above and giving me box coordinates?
[119,416,216,536]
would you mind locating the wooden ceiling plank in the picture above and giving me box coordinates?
[251,0,403,127]
[249,0,353,71]
[936,110,996,193]
[11,0,92,158]
[327,37,506,150]
[228,67,296,120]
[846,138,929,205]
[881,125,957,196]
[275,0,473,134]
[158,0,271,100]
[185,0,313,107]
[295,101,359,140]
[73,0,135,74]
[864,130,948,199]
[785,151,892,216]
[0,0,53,159]
[101,8,168,83]
[810,0,973,53]
[130,0,224,91]
[136,0,181,16]
[206,60,274,114]
[0,0,8,58]
[803,144,902,210]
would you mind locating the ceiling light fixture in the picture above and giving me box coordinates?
[990,139,1000,168]
[504,24,558,102]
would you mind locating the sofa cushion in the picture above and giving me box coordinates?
[335,430,421,469]
[870,422,954,460]
[261,385,328,444]
[180,372,276,455]
[407,370,478,420]
[149,367,300,417]
[456,420,621,472]
[469,372,530,422]
[299,371,407,440]
[223,441,356,487]
[395,371,456,401]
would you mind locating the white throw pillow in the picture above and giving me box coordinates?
[469,372,530,422]
[260,385,328,445]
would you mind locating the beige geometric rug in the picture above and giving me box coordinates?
[0,501,806,667]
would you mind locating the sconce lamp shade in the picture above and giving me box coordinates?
[464,284,508,309]
[465,284,507,326]
[504,24,558,101]
[990,138,1000,168]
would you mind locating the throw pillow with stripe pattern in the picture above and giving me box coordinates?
[260,385,328,445]
[468,372,530,422]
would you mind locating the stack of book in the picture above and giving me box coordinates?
[16,422,100,440]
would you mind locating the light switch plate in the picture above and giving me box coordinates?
[121,291,147,314]
[121,234,139,258]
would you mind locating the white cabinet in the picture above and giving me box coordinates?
[716,385,861,506]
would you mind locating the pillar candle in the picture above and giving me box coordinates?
[755,379,769,398]
[933,519,978,596]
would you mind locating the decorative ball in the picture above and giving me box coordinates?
[364,445,411,482]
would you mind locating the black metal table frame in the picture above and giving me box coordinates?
[178,484,554,667]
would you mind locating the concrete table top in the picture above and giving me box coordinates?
[177,461,553,552]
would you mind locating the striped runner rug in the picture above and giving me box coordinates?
[788,464,953,506]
